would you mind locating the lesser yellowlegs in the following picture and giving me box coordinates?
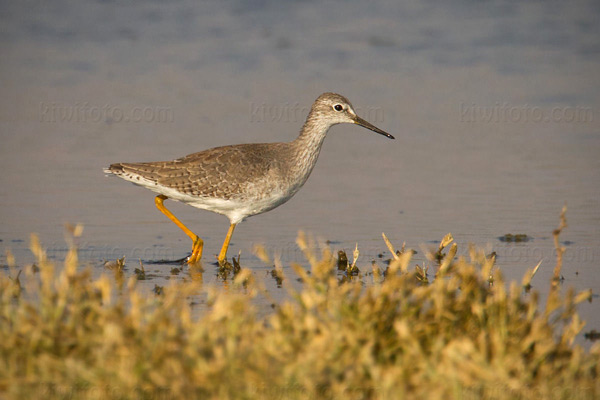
[104,92,394,264]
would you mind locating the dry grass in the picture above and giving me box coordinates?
[1,210,599,399]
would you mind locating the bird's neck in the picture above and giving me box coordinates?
[288,114,332,186]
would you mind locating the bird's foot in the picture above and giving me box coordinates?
[187,236,204,264]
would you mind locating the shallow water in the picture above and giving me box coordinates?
[1,1,599,340]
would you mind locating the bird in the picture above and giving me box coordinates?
[104,92,394,265]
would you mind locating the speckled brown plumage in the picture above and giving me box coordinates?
[104,92,393,249]
[108,142,292,201]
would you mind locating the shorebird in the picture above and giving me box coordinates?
[104,92,394,265]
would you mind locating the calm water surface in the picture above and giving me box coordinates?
[1,1,599,340]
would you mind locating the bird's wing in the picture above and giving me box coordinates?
[108,143,282,199]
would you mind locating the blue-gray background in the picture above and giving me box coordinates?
[1,1,599,337]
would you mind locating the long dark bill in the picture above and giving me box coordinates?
[353,116,395,139]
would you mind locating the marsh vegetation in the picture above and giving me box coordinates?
[1,209,598,399]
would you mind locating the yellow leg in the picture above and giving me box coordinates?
[218,223,237,264]
[154,195,203,264]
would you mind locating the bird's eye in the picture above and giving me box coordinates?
[333,104,344,112]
